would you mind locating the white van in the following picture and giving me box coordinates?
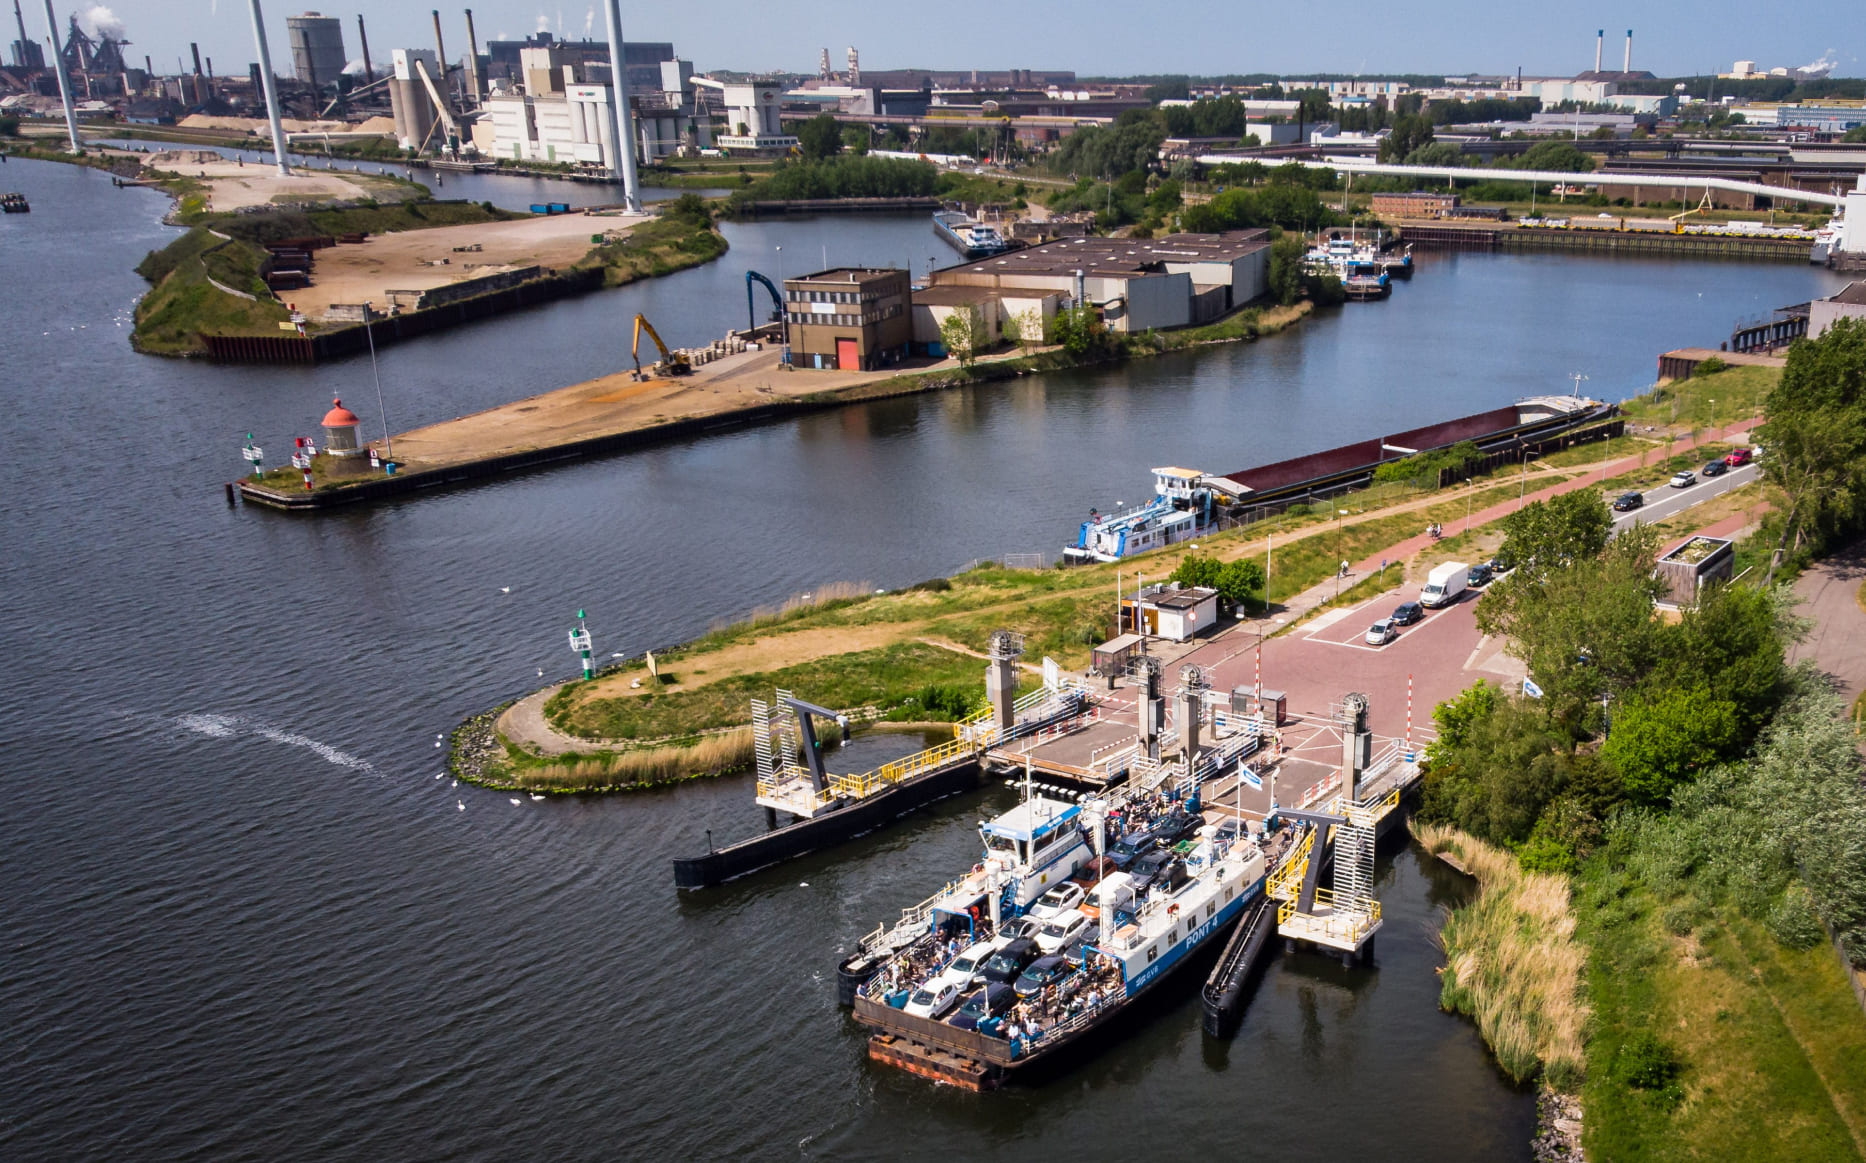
[1420,561,1469,608]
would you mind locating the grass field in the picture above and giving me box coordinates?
[1578,861,1866,1162]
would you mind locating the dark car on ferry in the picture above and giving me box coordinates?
[1390,601,1425,626]
[980,937,1041,985]
[947,981,1017,1031]
[1013,953,1073,999]
[1612,491,1644,512]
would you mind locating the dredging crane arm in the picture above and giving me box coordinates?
[783,696,851,794]
[746,270,783,331]
[632,313,675,376]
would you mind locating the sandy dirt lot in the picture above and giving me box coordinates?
[141,152,400,212]
[383,343,979,472]
[287,212,643,318]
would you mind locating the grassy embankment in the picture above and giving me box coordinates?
[132,199,519,356]
[570,194,727,287]
[467,456,1587,791]
[1577,859,1866,1162]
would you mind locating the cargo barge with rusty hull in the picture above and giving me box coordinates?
[844,787,1266,1090]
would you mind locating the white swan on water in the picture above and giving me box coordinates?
[457,801,465,811]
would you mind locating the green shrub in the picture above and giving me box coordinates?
[1692,356,1728,377]
[1766,883,1825,950]
[1613,1030,1683,1104]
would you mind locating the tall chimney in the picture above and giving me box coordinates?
[356,13,372,83]
[189,41,204,104]
[430,9,449,101]
[463,8,482,105]
[1624,29,1632,74]
[13,0,31,71]
[1594,29,1603,73]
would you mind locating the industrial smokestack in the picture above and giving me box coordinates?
[1624,29,1632,74]
[463,8,482,106]
[13,0,30,72]
[430,9,449,103]
[356,13,372,83]
[190,41,205,104]
[1594,29,1602,73]
[190,41,202,74]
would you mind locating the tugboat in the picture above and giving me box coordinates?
[1,192,29,214]
[843,775,1267,1089]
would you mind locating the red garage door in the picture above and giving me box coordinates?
[836,338,859,370]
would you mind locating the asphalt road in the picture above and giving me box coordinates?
[1611,461,1763,533]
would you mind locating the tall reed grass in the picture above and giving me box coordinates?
[513,728,756,791]
[707,580,878,635]
[1417,821,1589,1089]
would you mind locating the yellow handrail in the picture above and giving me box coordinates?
[1266,828,1314,901]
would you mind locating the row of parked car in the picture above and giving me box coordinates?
[1613,447,1755,513]
[900,805,1214,1025]
[1365,557,1507,646]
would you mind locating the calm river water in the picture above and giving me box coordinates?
[0,157,1848,1159]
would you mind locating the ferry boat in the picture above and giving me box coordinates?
[844,783,1266,1089]
[1,191,29,214]
[1063,467,1215,563]
[934,209,1010,258]
[1813,214,1844,264]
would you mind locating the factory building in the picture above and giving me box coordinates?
[478,50,708,168]
[782,269,913,371]
[925,231,1270,333]
[694,78,795,153]
[286,12,346,88]
[389,48,440,151]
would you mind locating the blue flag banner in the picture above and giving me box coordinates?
[1240,763,1263,790]
[1523,677,1544,699]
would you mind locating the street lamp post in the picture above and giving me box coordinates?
[363,303,391,466]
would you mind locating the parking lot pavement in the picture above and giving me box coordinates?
[1176,584,1509,741]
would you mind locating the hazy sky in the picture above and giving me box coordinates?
[44,2,1865,83]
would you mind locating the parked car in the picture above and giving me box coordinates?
[942,937,1008,990]
[903,976,962,1018]
[1013,953,1072,999]
[980,937,1041,985]
[1669,470,1697,489]
[1488,552,1516,576]
[1128,851,1170,892]
[1027,882,1086,922]
[1466,562,1495,588]
[1034,910,1093,954]
[1390,601,1425,626]
[1612,491,1644,512]
[1702,459,1728,478]
[947,982,1017,1031]
[1724,447,1753,467]
[1365,619,1398,646]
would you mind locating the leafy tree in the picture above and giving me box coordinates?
[1049,116,1166,180]
[1758,317,1866,582]
[1264,233,1343,307]
[1144,78,1190,103]
[1047,305,1107,357]
[1476,525,1667,727]
[1421,698,1574,843]
[1378,114,1435,163]
[1648,581,1798,734]
[1602,685,1741,803]
[0,115,18,137]
[1511,140,1595,172]
[1495,490,1613,580]
[1169,553,1265,611]
[796,113,843,161]
[1403,141,1466,168]
[937,306,984,367]
[841,124,870,156]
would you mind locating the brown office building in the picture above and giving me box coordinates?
[1370,191,1460,219]
[783,268,913,370]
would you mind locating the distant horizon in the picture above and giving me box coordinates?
[34,2,1865,92]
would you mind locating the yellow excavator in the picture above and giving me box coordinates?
[631,313,691,380]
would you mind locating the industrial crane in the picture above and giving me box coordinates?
[631,313,691,379]
[1671,188,1716,233]
[745,270,783,331]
